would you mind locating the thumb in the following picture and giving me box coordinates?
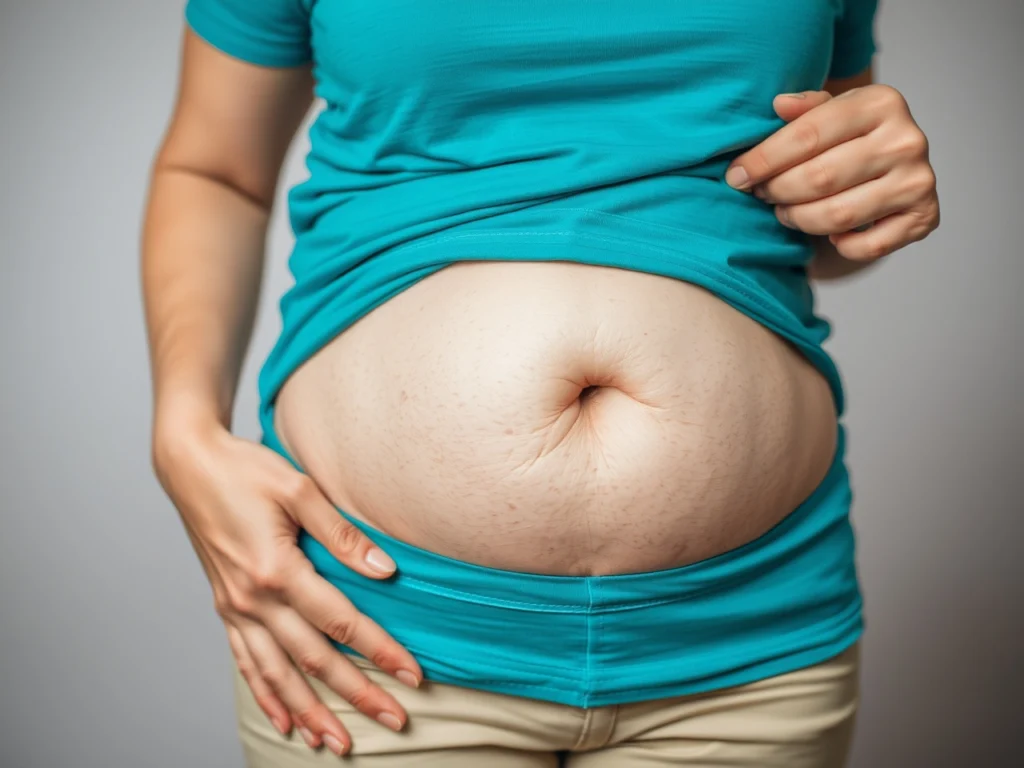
[279,475,398,579]
[772,89,832,122]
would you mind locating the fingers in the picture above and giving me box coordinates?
[224,548,422,756]
[752,135,888,205]
[828,208,936,262]
[286,564,423,688]
[727,90,880,191]
[274,472,397,580]
[773,167,924,236]
[265,606,409,733]
[242,620,353,756]
[226,625,293,737]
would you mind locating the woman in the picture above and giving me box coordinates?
[142,0,939,765]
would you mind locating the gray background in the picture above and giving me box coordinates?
[2,1,1021,766]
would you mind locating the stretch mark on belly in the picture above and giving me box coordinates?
[514,384,613,473]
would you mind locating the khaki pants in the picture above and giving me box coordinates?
[234,642,859,767]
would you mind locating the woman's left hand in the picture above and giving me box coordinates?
[725,85,940,263]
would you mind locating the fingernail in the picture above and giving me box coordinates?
[377,712,404,732]
[777,206,794,228]
[365,547,396,575]
[396,669,420,689]
[323,733,347,756]
[752,185,767,200]
[272,717,288,735]
[298,727,317,748]
[781,91,808,99]
[725,165,751,190]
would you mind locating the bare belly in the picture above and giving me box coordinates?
[274,261,838,576]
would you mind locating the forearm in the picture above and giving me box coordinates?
[141,162,269,452]
[807,234,881,281]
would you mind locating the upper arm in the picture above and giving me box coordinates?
[825,0,879,86]
[824,64,874,98]
[155,0,316,209]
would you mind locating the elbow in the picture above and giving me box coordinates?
[149,132,279,213]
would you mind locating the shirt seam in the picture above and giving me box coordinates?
[584,580,595,708]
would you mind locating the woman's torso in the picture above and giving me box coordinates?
[233,0,862,576]
[274,261,838,576]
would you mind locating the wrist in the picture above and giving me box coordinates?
[151,394,232,476]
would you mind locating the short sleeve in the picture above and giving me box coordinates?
[184,0,312,68]
[828,0,879,79]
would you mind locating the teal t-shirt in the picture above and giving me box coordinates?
[184,0,878,443]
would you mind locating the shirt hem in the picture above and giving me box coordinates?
[258,226,846,447]
[184,3,312,68]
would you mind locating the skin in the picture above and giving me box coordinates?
[141,27,938,755]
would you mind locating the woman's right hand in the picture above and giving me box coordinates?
[152,418,422,757]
